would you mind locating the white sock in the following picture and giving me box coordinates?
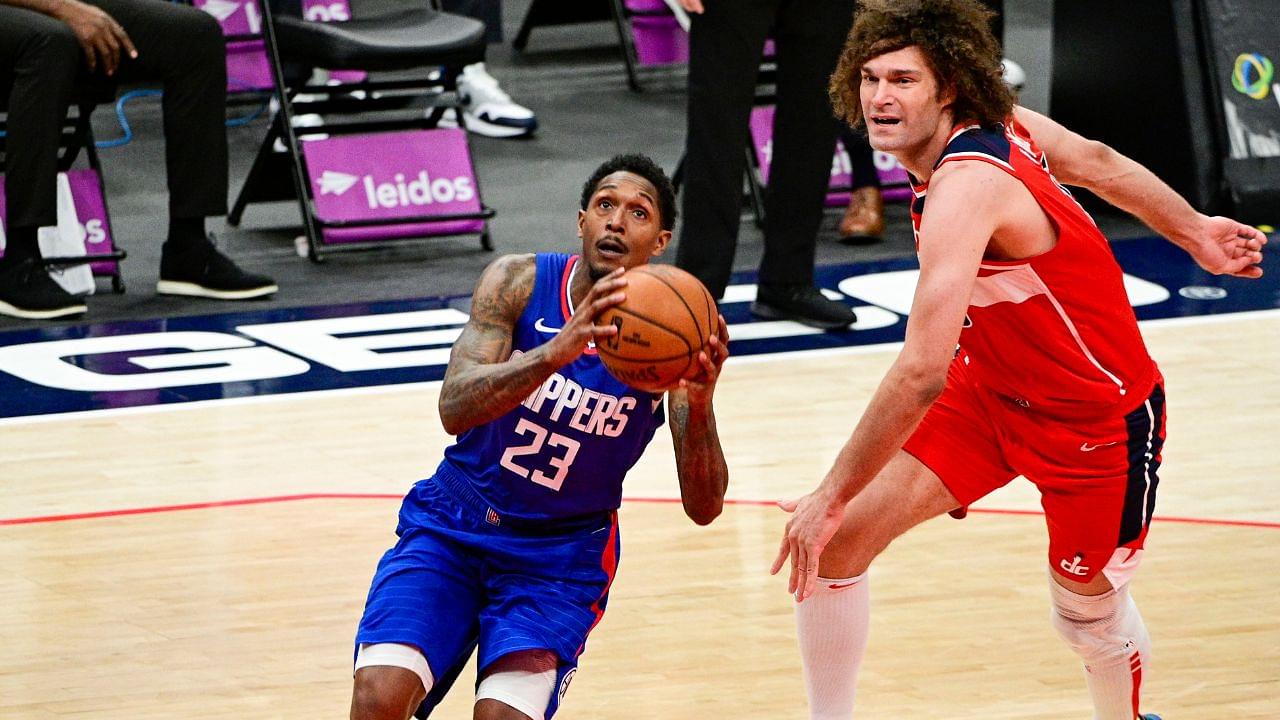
[1050,582,1152,720]
[795,573,869,720]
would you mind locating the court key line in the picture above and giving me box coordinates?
[2,492,1278,530]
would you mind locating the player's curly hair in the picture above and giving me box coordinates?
[829,0,1014,130]
[580,153,678,231]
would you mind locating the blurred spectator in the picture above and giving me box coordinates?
[440,0,537,138]
[674,0,856,330]
[0,0,275,320]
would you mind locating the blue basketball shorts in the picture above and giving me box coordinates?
[354,468,620,718]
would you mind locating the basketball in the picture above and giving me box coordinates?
[595,264,717,393]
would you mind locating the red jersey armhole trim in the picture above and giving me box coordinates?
[560,255,580,322]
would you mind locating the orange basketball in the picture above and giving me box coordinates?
[595,264,717,393]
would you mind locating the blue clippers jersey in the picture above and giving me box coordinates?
[441,253,666,521]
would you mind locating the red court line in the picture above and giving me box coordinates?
[2,493,1278,530]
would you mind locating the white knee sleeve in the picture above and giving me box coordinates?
[1050,581,1152,720]
[1050,582,1149,667]
[354,642,434,694]
[475,667,557,720]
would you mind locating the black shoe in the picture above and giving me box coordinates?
[157,238,277,300]
[750,283,856,330]
[0,259,88,320]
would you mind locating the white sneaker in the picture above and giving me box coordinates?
[1002,58,1026,93]
[456,63,538,139]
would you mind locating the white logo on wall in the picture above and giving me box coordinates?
[316,170,359,196]
[1224,99,1280,158]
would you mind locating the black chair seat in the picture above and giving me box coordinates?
[273,8,486,72]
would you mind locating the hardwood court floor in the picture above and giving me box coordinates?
[2,313,1277,719]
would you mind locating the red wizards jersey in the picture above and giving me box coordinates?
[909,120,1158,418]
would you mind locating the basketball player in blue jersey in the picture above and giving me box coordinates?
[348,154,730,720]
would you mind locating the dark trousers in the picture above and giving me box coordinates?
[676,0,853,299]
[0,0,228,232]
[441,0,503,45]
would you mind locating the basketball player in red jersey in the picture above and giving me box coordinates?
[770,1,1268,718]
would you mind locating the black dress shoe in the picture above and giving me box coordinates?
[0,259,87,320]
[750,283,856,330]
[157,237,278,300]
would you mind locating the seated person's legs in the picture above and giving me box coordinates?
[90,0,276,299]
[0,5,88,319]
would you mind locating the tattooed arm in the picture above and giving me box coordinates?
[438,256,629,435]
[667,313,730,525]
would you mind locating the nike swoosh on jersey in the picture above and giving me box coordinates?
[534,317,562,334]
[1079,441,1119,452]
[828,581,861,590]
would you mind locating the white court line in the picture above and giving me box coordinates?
[0,307,1276,427]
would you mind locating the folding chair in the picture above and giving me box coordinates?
[227,0,494,262]
[513,0,687,92]
[0,78,128,293]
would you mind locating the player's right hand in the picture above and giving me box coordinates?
[55,0,137,76]
[545,267,628,366]
[1186,215,1267,279]
[772,488,845,602]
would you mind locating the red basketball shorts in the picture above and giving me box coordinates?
[903,352,1166,583]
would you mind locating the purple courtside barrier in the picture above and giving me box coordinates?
[624,0,688,66]
[301,129,485,243]
[225,40,275,92]
[630,15,688,65]
[193,0,275,91]
[748,104,912,207]
[0,169,120,278]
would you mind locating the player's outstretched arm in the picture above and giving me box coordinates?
[438,256,628,435]
[1013,106,1267,278]
[772,162,997,601]
[667,313,730,525]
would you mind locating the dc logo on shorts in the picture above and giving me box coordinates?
[558,667,577,703]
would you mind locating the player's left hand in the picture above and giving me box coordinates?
[1186,215,1268,278]
[675,313,729,403]
[771,488,845,602]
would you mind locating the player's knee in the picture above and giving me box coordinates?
[474,698,538,720]
[1049,580,1145,667]
[350,667,426,720]
[817,520,884,578]
[474,653,558,720]
[816,542,874,579]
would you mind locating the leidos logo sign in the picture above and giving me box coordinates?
[314,169,475,208]
[364,172,475,209]
[316,170,359,196]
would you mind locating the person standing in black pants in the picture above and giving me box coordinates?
[674,0,856,329]
[0,0,276,320]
